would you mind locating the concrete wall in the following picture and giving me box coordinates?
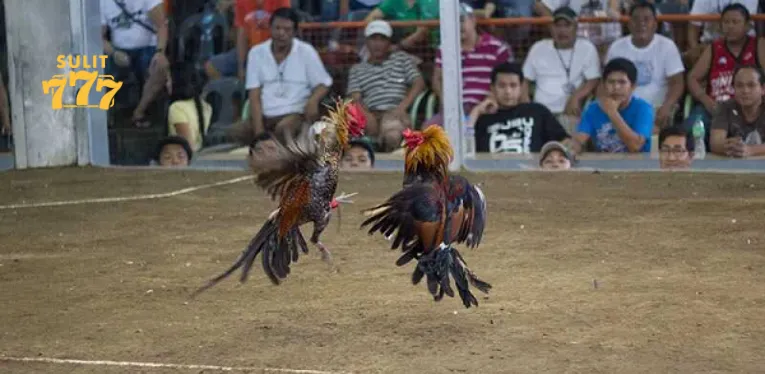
[5,0,108,168]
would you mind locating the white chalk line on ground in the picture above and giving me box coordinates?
[0,356,350,374]
[0,175,255,210]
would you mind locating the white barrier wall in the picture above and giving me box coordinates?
[5,0,108,168]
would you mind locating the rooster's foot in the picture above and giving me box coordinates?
[316,242,338,273]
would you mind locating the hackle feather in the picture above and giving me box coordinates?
[403,125,454,182]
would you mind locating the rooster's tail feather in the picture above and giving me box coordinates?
[411,245,492,308]
[190,217,309,298]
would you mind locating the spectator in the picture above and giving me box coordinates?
[654,0,691,51]
[659,125,694,169]
[341,138,376,170]
[462,0,498,18]
[327,0,382,52]
[430,3,512,126]
[687,4,765,143]
[205,0,291,81]
[522,7,600,135]
[710,66,765,158]
[339,0,382,17]
[577,0,622,58]
[245,7,332,140]
[539,141,573,170]
[571,58,654,153]
[537,0,621,58]
[470,63,570,154]
[364,0,440,49]
[167,64,212,152]
[687,0,758,64]
[154,136,193,167]
[605,1,685,130]
[347,20,425,151]
[465,0,535,44]
[101,0,170,127]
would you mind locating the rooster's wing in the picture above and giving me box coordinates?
[361,183,446,255]
[450,176,487,249]
[250,130,323,236]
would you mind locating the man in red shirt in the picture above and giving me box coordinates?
[426,4,513,126]
[686,3,765,146]
[204,0,290,80]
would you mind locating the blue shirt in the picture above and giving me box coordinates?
[576,96,654,153]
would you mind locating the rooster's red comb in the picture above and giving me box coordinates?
[346,102,366,137]
[402,128,425,150]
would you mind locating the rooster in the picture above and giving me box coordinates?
[191,100,366,296]
[360,125,490,308]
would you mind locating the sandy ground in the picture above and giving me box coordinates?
[1,167,764,373]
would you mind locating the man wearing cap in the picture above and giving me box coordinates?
[341,138,376,170]
[429,3,513,126]
[347,20,426,151]
[522,7,600,135]
[539,141,573,170]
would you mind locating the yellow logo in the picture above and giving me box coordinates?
[43,55,123,110]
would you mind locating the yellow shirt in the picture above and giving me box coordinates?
[167,99,213,151]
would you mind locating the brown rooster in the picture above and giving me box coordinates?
[361,125,490,308]
[191,100,366,296]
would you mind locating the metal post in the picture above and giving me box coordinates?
[439,0,464,171]
[71,0,110,166]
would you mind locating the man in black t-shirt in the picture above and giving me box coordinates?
[468,62,570,154]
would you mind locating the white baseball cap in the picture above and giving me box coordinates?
[365,20,393,38]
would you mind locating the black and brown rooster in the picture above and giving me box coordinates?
[361,125,490,308]
[191,100,366,296]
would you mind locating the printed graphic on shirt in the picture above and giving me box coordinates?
[108,4,147,29]
[633,60,653,87]
[245,9,271,28]
[595,122,627,152]
[486,117,534,153]
[710,71,734,102]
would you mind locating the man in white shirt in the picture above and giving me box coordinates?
[101,0,170,127]
[605,2,685,129]
[686,0,758,63]
[522,7,600,134]
[245,7,332,140]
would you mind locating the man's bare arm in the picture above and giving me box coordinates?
[147,5,169,52]
[248,88,265,134]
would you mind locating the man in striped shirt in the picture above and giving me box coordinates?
[428,3,513,126]
[347,20,426,151]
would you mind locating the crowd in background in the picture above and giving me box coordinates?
[11,0,762,171]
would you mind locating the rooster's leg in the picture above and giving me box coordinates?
[311,213,334,267]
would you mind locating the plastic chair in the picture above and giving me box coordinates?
[683,94,693,120]
[201,77,244,146]
[409,91,429,126]
[425,93,438,121]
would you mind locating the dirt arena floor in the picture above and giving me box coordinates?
[1,167,764,373]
